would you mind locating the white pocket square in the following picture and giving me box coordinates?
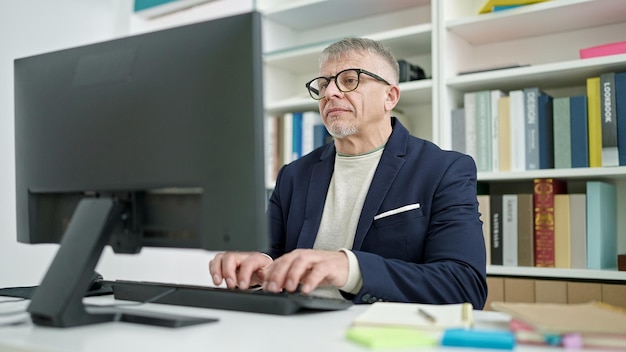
[374,203,421,220]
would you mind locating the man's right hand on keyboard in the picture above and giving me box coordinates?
[209,251,272,290]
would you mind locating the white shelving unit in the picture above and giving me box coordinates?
[130,0,626,284]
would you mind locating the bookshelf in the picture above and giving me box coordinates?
[129,0,626,286]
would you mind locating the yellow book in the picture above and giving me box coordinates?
[553,194,571,268]
[478,0,550,14]
[587,76,602,167]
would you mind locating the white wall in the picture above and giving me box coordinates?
[0,0,132,288]
[1,0,255,290]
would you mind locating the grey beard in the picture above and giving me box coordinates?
[328,123,357,139]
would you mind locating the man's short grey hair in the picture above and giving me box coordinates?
[319,37,400,84]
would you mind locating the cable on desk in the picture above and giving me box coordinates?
[85,287,178,309]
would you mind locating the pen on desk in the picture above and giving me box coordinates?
[417,308,437,324]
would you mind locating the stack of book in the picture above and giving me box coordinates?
[477,0,550,14]
[452,71,626,172]
[477,178,618,270]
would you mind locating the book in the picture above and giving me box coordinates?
[569,95,589,168]
[498,96,512,171]
[490,194,503,265]
[491,301,626,349]
[552,96,571,169]
[615,72,626,166]
[291,111,303,160]
[533,178,567,267]
[586,181,617,270]
[524,88,552,170]
[464,92,478,164]
[477,194,491,266]
[553,194,571,268]
[475,90,492,172]
[600,72,619,166]
[587,77,603,167]
[490,90,506,171]
[569,193,587,269]
[301,111,323,156]
[478,0,550,14]
[516,193,534,267]
[502,194,518,267]
[536,93,554,169]
[450,108,466,154]
[580,40,626,59]
[509,90,526,171]
[351,302,474,330]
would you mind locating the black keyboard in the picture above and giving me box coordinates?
[105,280,353,315]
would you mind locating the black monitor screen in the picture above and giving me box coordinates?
[13,11,268,327]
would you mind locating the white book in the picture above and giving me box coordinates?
[502,194,518,267]
[282,112,293,164]
[509,90,526,171]
[490,90,505,171]
[464,92,477,163]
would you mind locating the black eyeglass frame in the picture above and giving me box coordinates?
[304,68,391,100]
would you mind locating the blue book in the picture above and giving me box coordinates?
[313,124,330,148]
[291,111,303,160]
[615,72,626,166]
[586,181,617,270]
[537,94,554,169]
[570,95,589,168]
[524,87,550,170]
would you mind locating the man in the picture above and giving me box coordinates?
[210,37,487,309]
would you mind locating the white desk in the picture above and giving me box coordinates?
[0,296,563,352]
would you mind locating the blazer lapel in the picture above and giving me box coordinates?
[352,118,409,250]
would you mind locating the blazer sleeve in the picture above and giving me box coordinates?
[348,153,488,309]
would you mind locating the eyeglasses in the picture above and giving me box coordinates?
[304,68,391,100]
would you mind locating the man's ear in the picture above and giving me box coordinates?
[384,85,401,111]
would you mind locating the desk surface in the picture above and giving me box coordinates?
[0,296,561,352]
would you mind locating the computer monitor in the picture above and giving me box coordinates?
[14,11,268,327]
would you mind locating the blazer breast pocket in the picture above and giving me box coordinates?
[373,203,422,229]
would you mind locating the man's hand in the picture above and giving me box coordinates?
[261,249,349,294]
[209,251,273,289]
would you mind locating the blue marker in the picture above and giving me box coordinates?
[441,329,516,350]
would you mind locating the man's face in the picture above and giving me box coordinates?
[318,52,392,139]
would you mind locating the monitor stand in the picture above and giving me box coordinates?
[27,197,217,328]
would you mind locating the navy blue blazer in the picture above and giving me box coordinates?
[267,117,487,309]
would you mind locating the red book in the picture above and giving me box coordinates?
[533,178,567,267]
[579,41,626,59]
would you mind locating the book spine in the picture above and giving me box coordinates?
[533,178,567,267]
[475,90,492,172]
[569,95,589,168]
[586,181,617,270]
[502,194,518,267]
[491,90,505,171]
[282,112,293,164]
[615,72,626,166]
[553,97,571,169]
[464,92,477,163]
[516,194,534,267]
[490,194,503,266]
[524,87,540,170]
[568,193,587,269]
[537,94,554,169]
[477,194,491,266]
[586,77,602,167]
[509,90,526,171]
[498,96,511,172]
[553,194,571,268]
[600,73,619,167]
[450,108,466,154]
[291,111,303,161]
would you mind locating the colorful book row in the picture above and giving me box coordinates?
[264,111,331,184]
[452,71,626,172]
[477,179,619,270]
